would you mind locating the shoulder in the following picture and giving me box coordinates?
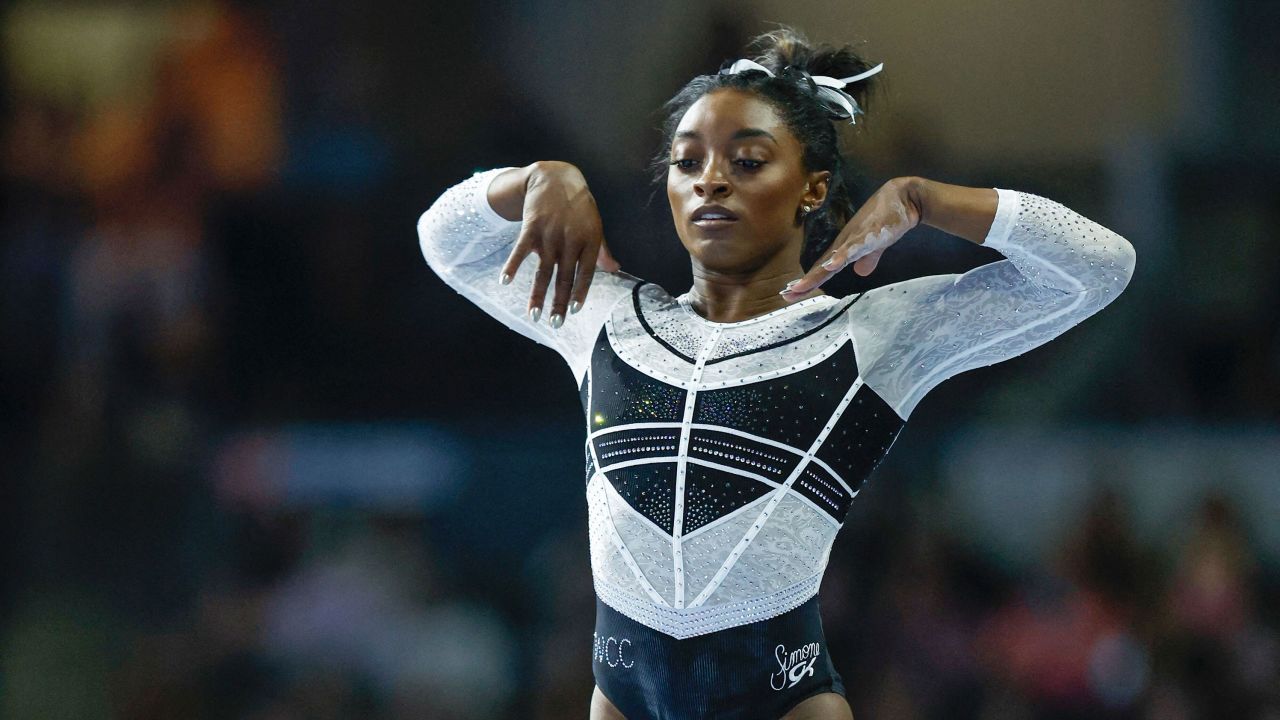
[848,274,957,318]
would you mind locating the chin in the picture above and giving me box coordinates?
[689,244,757,269]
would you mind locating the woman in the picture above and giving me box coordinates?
[417,26,1135,720]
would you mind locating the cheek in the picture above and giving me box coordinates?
[751,186,799,225]
[666,175,683,208]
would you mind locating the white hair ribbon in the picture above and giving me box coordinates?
[719,58,885,125]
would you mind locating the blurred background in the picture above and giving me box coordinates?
[1,0,1278,718]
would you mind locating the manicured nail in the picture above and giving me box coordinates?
[570,300,582,314]
[820,257,838,270]
[550,313,564,328]
[499,271,512,285]
[529,306,541,322]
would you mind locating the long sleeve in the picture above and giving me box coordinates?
[417,167,643,386]
[848,188,1137,420]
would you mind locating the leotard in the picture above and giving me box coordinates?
[417,167,1136,719]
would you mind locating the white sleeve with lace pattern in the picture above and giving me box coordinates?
[417,167,642,386]
[848,188,1137,420]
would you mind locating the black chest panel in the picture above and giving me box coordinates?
[579,318,904,531]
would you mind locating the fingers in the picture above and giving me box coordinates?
[784,233,870,296]
[852,248,884,277]
[528,245,556,323]
[555,225,615,325]
[783,222,901,298]
[501,222,558,322]
[546,241,578,327]
[782,246,848,298]
[570,243,599,316]
[566,235,622,318]
[525,224,595,329]
[499,222,540,290]
[505,179,615,328]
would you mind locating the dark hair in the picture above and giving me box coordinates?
[647,26,885,269]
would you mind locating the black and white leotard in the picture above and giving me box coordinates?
[417,168,1135,719]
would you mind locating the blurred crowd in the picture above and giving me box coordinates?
[2,1,1278,719]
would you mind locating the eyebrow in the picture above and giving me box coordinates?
[674,128,777,145]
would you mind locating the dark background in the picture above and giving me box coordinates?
[2,1,1278,718]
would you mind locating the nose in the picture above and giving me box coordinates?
[693,162,731,198]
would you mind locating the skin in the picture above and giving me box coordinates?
[483,84,1001,720]
[665,88,832,321]
[491,160,621,326]
[488,89,998,328]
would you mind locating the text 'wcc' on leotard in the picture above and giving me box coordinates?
[417,168,1136,719]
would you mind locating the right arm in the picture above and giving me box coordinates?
[417,163,642,385]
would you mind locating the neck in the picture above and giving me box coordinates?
[686,264,827,323]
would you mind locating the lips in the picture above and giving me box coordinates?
[691,204,739,224]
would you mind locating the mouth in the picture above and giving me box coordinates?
[690,205,739,229]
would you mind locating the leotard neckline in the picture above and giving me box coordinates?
[675,291,837,328]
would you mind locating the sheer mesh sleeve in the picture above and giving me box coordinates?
[417,167,643,385]
[848,188,1137,420]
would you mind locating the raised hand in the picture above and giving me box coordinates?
[782,177,921,297]
[495,161,622,327]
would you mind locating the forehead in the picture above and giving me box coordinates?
[673,88,787,141]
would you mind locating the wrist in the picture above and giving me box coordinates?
[897,176,930,227]
[529,160,585,190]
[489,161,585,222]
[895,177,999,244]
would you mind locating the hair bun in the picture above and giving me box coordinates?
[746,25,882,120]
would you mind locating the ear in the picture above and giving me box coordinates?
[805,170,832,209]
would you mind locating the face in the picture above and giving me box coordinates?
[667,88,829,272]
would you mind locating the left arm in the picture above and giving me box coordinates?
[841,180,1137,420]
[907,177,999,245]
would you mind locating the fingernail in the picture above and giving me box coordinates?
[499,272,512,285]
[529,307,541,322]
[570,300,582,314]
[550,313,564,328]
[821,257,838,270]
